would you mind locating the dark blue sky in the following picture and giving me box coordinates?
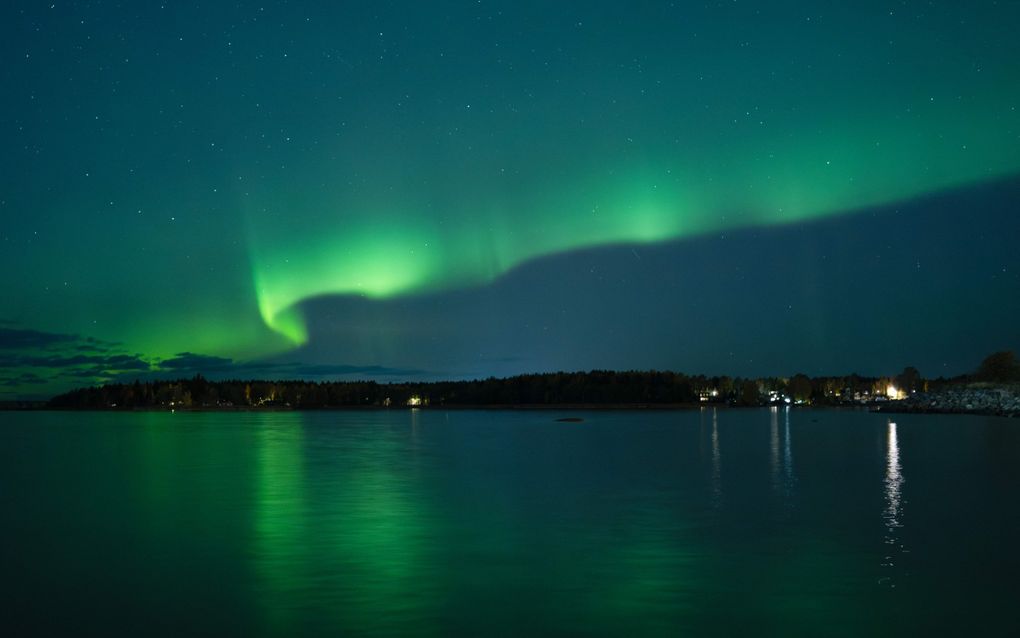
[2,1,1019,397]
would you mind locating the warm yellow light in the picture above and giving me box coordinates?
[886,385,903,400]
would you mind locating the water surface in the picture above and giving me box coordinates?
[2,408,1017,636]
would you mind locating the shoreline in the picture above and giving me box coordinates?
[11,403,873,413]
[873,386,1020,419]
[22,403,712,412]
[12,395,1018,418]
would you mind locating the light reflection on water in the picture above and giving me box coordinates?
[769,406,797,510]
[770,407,780,491]
[782,406,797,509]
[253,418,307,631]
[783,407,794,490]
[880,420,906,587]
[253,414,438,634]
[710,408,722,508]
[3,408,1018,636]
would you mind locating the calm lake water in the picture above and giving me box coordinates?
[2,408,1018,636]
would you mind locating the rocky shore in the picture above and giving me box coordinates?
[875,385,1020,418]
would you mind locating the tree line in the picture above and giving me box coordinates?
[46,350,1018,409]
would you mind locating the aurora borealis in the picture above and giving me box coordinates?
[3,1,1020,397]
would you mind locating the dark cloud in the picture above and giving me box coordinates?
[289,363,426,377]
[0,352,151,371]
[75,344,109,352]
[0,372,48,387]
[0,327,121,352]
[157,352,244,372]
[148,353,423,380]
[0,327,79,349]
[1,325,427,397]
[0,326,152,395]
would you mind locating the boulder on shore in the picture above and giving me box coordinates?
[877,385,1020,418]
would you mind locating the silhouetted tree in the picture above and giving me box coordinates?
[975,351,1020,383]
[739,379,759,406]
[788,374,812,403]
[895,366,921,393]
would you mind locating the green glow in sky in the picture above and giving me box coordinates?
[248,92,1020,344]
[2,0,1019,389]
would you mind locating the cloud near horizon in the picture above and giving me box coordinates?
[0,325,426,398]
[152,352,426,380]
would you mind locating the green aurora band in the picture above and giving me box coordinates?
[4,0,1020,376]
[248,93,1020,345]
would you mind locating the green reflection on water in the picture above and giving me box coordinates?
[244,409,886,636]
[5,409,1019,636]
[252,413,438,635]
[252,415,309,632]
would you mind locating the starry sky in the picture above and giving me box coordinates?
[2,1,1019,398]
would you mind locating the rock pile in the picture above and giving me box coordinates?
[878,386,1020,418]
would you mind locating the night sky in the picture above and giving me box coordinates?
[2,1,1019,398]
